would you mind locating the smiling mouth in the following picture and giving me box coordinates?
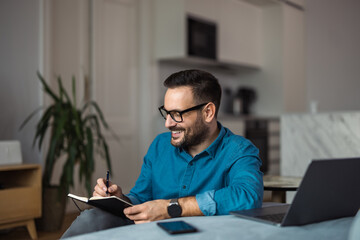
[171,130,183,139]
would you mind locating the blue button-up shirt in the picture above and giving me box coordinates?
[127,122,263,215]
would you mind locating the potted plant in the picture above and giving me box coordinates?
[20,71,113,231]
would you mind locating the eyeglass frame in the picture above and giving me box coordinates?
[158,103,208,123]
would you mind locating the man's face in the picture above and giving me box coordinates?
[163,86,209,149]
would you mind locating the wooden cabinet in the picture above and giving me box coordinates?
[237,2,306,116]
[154,0,262,68]
[216,0,262,67]
[154,0,186,60]
[0,164,41,239]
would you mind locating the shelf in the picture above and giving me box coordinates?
[159,57,260,71]
[154,0,263,68]
[0,164,41,239]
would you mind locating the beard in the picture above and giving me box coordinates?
[169,114,209,149]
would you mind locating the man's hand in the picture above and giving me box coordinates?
[123,196,204,224]
[124,199,170,224]
[93,178,123,198]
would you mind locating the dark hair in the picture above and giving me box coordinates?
[163,69,222,117]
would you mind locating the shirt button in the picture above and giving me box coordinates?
[182,185,186,189]
[190,162,193,166]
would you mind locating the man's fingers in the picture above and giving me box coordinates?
[124,200,169,223]
[93,191,102,197]
[123,204,153,222]
[108,183,117,193]
[124,205,142,215]
[125,212,148,222]
[96,178,106,189]
[134,220,150,224]
[94,184,107,197]
[97,178,115,192]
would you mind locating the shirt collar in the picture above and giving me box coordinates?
[203,121,226,158]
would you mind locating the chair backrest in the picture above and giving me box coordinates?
[0,141,23,165]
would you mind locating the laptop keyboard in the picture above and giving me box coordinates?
[257,213,286,223]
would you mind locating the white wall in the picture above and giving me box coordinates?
[306,0,360,112]
[1,0,360,161]
[236,4,284,116]
[0,0,42,164]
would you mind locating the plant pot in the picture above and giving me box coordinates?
[35,186,67,231]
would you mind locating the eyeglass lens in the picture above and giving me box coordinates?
[159,108,182,122]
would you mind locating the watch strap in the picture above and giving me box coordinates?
[170,199,178,205]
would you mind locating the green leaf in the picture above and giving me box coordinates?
[19,106,44,131]
[37,71,59,102]
[85,127,94,169]
[82,101,109,129]
[21,72,113,198]
[72,75,76,107]
[57,76,82,139]
[37,107,55,149]
[43,133,58,186]
[83,111,120,142]
[43,107,68,185]
[33,105,54,149]
[83,127,94,197]
[60,144,76,196]
[73,109,82,140]
[66,142,77,185]
[57,76,72,104]
[84,115,101,136]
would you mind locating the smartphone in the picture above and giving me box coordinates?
[157,220,198,234]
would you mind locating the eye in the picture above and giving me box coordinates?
[171,111,181,121]
[172,111,181,117]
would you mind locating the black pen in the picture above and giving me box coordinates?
[106,170,109,195]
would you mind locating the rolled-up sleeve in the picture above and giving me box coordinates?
[196,190,216,216]
[215,154,263,215]
[196,145,263,215]
[125,194,141,205]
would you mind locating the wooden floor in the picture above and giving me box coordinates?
[0,212,79,240]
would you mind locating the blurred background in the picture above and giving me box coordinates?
[1,0,360,213]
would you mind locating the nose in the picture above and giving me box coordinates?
[164,114,177,128]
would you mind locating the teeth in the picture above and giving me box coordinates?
[172,131,181,134]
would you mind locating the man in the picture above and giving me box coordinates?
[62,69,263,238]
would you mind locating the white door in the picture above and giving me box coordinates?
[92,0,140,193]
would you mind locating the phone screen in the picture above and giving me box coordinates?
[157,221,198,234]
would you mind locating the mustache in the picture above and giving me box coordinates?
[169,127,185,131]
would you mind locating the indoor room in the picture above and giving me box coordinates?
[0,0,359,239]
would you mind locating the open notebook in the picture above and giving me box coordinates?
[68,193,133,218]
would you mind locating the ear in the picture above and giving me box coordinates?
[203,102,216,123]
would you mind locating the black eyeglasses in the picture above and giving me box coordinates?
[158,103,208,123]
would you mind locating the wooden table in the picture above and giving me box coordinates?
[263,175,302,203]
[0,164,41,239]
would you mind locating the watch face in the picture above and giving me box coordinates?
[168,203,182,218]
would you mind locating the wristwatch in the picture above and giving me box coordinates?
[167,198,182,218]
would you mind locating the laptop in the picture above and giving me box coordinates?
[230,157,360,226]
